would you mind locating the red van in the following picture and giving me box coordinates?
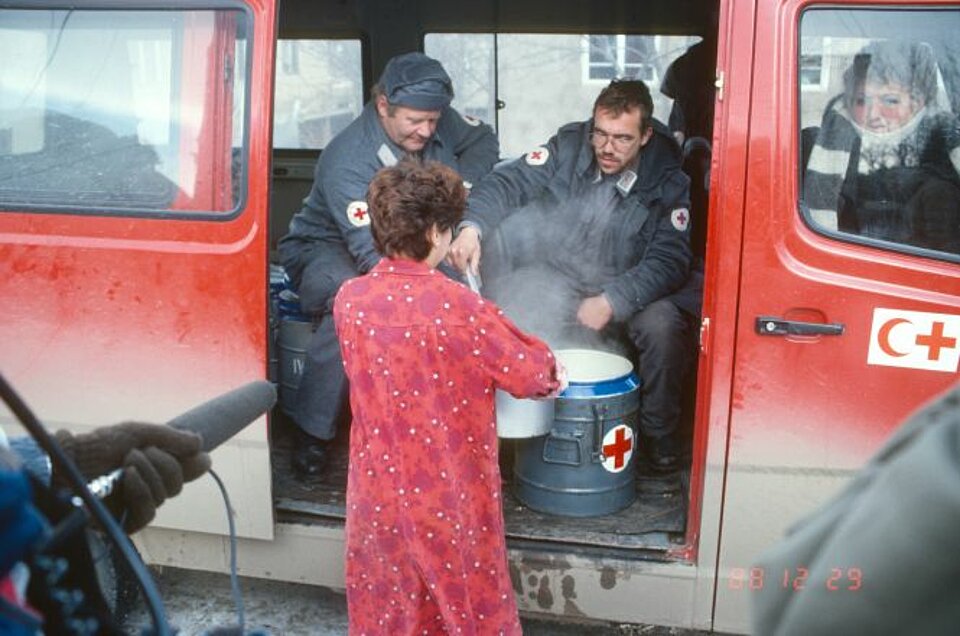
[1,0,957,631]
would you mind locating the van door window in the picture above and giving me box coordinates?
[0,8,249,215]
[273,39,363,149]
[425,33,699,157]
[587,35,660,84]
[799,8,960,260]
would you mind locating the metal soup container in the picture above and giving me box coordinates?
[514,348,641,517]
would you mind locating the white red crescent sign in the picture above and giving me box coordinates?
[671,208,690,232]
[462,114,481,126]
[346,201,370,227]
[525,147,549,166]
[867,308,960,373]
[600,424,634,473]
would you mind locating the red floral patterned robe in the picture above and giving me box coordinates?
[333,257,560,635]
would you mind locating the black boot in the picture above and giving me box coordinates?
[639,434,681,476]
[291,428,329,481]
[636,434,682,494]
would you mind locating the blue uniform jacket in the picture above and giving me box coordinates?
[465,118,699,321]
[279,102,498,285]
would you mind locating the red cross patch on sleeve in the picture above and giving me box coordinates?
[525,147,550,166]
[671,207,690,232]
[347,201,370,227]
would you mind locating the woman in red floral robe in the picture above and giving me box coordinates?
[333,160,563,635]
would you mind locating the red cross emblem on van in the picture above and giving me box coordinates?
[868,308,960,373]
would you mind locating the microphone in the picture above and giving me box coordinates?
[86,380,277,498]
[167,380,277,452]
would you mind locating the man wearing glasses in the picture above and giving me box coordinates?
[449,79,701,478]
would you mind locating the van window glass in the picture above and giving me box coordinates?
[588,35,660,83]
[425,33,698,157]
[0,8,249,215]
[799,9,960,259]
[273,39,363,149]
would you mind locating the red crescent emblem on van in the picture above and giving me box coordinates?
[877,318,910,357]
[868,309,960,372]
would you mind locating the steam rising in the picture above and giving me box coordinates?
[481,174,628,355]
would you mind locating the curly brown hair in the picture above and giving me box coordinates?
[368,159,467,260]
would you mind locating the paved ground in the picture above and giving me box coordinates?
[124,567,712,635]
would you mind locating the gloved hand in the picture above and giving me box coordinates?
[119,445,210,532]
[54,422,211,533]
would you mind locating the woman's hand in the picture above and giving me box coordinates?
[547,359,569,398]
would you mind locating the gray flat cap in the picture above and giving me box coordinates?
[379,52,454,111]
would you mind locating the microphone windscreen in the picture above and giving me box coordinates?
[167,381,277,452]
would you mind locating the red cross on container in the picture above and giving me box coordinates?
[602,426,633,470]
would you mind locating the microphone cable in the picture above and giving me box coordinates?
[85,468,249,635]
[207,467,246,633]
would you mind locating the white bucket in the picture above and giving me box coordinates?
[496,391,555,439]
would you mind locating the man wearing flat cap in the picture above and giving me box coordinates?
[278,52,499,480]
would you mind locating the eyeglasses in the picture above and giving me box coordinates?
[589,128,637,150]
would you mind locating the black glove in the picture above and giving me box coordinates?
[119,446,211,533]
[54,422,211,532]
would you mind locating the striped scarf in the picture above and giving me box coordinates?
[802,101,960,231]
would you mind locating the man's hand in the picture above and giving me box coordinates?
[448,226,482,274]
[577,295,614,331]
[55,422,211,532]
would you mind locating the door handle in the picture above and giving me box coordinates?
[755,316,845,336]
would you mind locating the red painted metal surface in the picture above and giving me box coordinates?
[0,0,275,430]
[713,0,960,630]
[674,0,758,564]
[731,0,960,472]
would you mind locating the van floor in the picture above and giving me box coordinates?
[270,413,687,553]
